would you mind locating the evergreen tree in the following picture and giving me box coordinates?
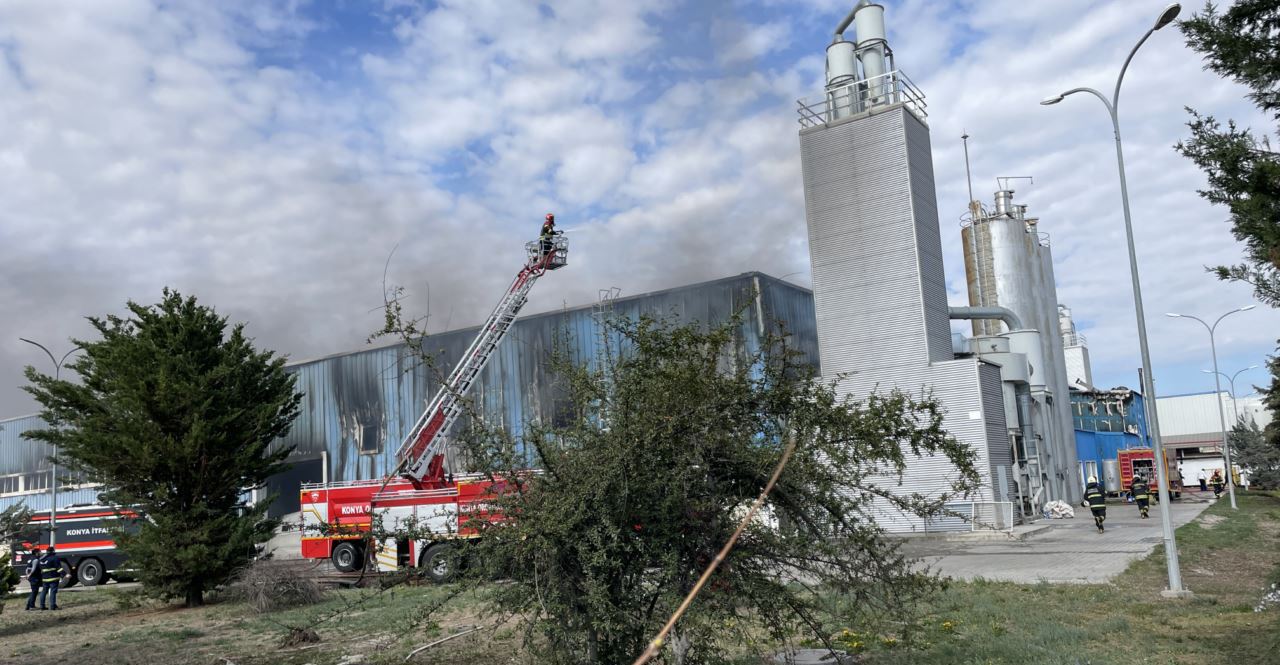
[452,313,980,664]
[0,503,35,616]
[1178,0,1280,304]
[23,290,301,606]
[1229,419,1280,488]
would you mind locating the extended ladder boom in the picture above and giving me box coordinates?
[395,233,568,484]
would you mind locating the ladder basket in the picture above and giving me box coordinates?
[526,235,569,270]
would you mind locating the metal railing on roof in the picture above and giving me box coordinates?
[796,70,927,128]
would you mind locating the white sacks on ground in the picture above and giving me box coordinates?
[1042,500,1075,519]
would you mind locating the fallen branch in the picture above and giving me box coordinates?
[404,625,481,661]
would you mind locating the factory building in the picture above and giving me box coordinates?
[1155,390,1270,484]
[0,273,817,518]
[1071,387,1151,493]
[797,2,1078,526]
[2,4,1086,533]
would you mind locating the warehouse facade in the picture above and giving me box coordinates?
[1,272,817,517]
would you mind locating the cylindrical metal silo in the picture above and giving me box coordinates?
[826,40,858,119]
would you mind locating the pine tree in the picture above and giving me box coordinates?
[1177,0,1280,304]
[23,289,301,606]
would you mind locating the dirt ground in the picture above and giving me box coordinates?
[0,582,508,665]
[3,493,1279,665]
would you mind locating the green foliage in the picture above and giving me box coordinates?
[1178,1,1280,305]
[455,313,981,664]
[1245,353,1280,488]
[0,503,34,615]
[22,289,301,607]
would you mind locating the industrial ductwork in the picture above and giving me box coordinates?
[948,305,1023,331]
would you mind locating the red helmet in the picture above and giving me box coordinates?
[545,213,555,223]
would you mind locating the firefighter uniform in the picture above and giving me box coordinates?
[1084,480,1107,533]
[37,550,61,610]
[540,213,556,257]
[1130,477,1151,519]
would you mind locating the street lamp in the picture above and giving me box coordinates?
[1040,2,1188,597]
[1202,364,1258,423]
[1167,305,1255,509]
[19,337,84,548]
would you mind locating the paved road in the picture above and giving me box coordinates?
[899,497,1215,584]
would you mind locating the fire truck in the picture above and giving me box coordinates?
[1118,448,1181,499]
[9,504,140,587]
[299,227,567,579]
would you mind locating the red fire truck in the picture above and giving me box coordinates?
[300,227,567,579]
[1118,448,1181,499]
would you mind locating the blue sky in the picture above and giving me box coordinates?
[0,0,1274,418]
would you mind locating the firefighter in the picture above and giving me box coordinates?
[1211,469,1225,499]
[37,545,61,610]
[24,546,42,611]
[1130,473,1151,519]
[1084,477,1107,533]
[540,213,556,257]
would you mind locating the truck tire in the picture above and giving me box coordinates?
[421,543,456,583]
[331,542,364,573]
[76,558,105,586]
[60,560,77,588]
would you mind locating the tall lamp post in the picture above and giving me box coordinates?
[1167,305,1255,509]
[19,337,83,548]
[1040,2,1188,597]
[1202,364,1258,424]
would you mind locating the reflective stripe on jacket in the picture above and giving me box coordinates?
[39,555,61,583]
[1131,481,1149,500]
[1085,484,1106,507]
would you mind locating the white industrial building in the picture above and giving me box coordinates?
[797,1,1078,530]
[1156,390,1269,484]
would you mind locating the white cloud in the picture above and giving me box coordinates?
[0,0,1276,421]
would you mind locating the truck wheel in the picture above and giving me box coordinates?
[60,560,77,588]
[421,543,456,583]
[76,558,105,586]
[331,542,364,573]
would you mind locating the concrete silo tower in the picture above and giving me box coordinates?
[796,3,1032,530]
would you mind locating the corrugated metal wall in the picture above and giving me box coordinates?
[800,105,952,378]
[1,273,819,512]
[282,271,818,484]
[838,358,1006,532]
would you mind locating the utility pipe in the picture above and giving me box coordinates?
[949,306,1023,332]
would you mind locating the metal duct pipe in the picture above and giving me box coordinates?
[949,306,1023,331]
[829,4,860,41]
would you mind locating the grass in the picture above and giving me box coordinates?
[860,492,1280,665]
[3,494,1278,664]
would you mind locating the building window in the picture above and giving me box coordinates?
[358,423,381,455]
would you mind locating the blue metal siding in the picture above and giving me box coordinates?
[0,273,820,511]
[280,272,819,483]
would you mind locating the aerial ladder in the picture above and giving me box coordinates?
[396,229,568,484]
[299,222,568,576]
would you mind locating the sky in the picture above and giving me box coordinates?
[0,0,1274,419]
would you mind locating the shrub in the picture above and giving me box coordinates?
[229,560,327,613]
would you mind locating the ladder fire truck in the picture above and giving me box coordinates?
[299,226,567,580]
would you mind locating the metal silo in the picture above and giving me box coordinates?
[960,188,1080,502]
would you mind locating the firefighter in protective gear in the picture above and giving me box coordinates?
[37,546,62,610]
[1084,477,1107,533]
[540,213,556,258]
[1130,474,1151,519]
